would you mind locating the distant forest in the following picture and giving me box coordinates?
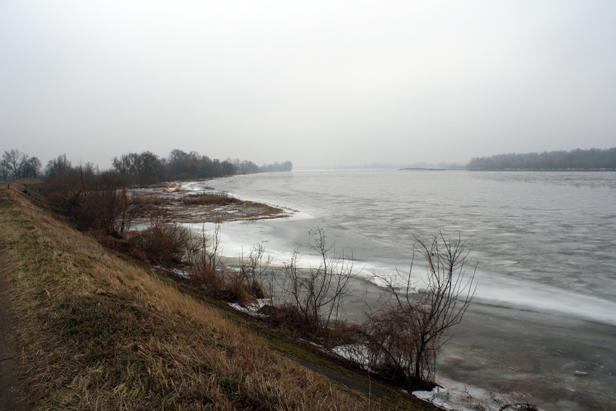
[467,147,616,171]
[1,148,293,184]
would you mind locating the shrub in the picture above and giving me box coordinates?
[278,228,353,341]
[361,234,476,389]
[135,221,199,267]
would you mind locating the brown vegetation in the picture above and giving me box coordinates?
[359,234,476,389]
[129,188,287,224]
[182,192,241,206]
[0,181,381,410]
[276,228,354,343]
[13,169,480,405]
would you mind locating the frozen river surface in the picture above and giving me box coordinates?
[183,169,616,410]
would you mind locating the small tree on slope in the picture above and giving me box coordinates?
[363,233,476,387]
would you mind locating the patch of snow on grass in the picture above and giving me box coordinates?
[414,376,520,411]
[332,344,371,368]
[228,298,273,318]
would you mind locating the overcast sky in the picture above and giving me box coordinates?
[1,1,615,169]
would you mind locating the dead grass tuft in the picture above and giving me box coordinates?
[182,192,240,206]
[131,194,172,206]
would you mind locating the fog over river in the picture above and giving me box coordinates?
[182,169,616,410]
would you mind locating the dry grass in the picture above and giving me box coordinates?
[189,264,267,306]
[128,190,288,224]
[0,182,372,410]
[131,195,172,206]
[182,192,240,206]
[133,221,200,267]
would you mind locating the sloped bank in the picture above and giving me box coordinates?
[0,180,436,411]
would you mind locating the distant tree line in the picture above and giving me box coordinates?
[0,149,42,180]
[111,150,292,184]
[467,147,616,171]
[111,149,239,184]
[259,160,293,173]
[1,148,292,184]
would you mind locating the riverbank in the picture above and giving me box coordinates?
[0,179,440,410]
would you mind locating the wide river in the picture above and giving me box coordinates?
[184,169,616,410]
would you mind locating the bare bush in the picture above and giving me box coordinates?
[115,187,138,236]
[189,226,269,305]
[189,224,224,293]
[190,264,259,305]
[76,186,125,236]
[278,228,353,339]
[46,183,125,237]
[238,243,273,299]
[361,233,476,388]
[198,223,222,272]
[136,220,199,267]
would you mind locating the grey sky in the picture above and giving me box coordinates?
[1,1,615,169]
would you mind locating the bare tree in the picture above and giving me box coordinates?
[279,228,353,336]
[200,223,223,271]
[1,149,40,179]
[115,187,140,237]
[238,243,273,299]
[189,225,271,305]
[362,233,476,386]
[1,149,26,179]
[0,162,7,181]
[24,156,42,178]
[44,154,76,191]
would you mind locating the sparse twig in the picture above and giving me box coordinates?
[362,233,477,386]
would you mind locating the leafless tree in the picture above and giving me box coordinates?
[362,233,476,386]
[44,154,77,192]
[202,223,223,271]
[1,149,27,179]
[239,243,273,299]
[115,187,140,237]
[1,149,41,179]
[190,225,271,305]
[279,228,354,335]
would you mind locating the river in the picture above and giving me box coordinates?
[183,169,616,410]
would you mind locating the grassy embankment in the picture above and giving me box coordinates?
[0,180,434,410]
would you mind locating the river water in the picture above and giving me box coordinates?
[183,169,616,410]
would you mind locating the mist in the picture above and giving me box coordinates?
[1,1,615,169]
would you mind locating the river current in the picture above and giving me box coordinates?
[183,169,616,410]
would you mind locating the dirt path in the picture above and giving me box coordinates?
[0,268,17,411]
[0,248,19,411]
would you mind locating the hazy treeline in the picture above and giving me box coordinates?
[468,147,616,171]
[1,148,292,183]
[0,149,42,180]
[112,149,292,183]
